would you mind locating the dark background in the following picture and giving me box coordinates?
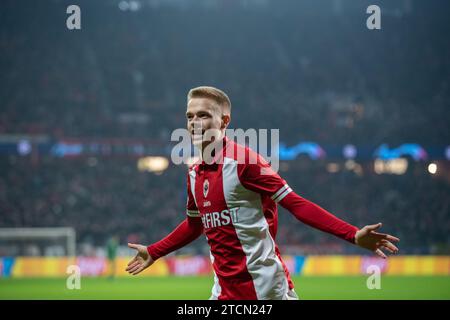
[0,0,449,256]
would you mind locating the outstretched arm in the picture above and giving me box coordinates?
[126,217,203,275]
[279,192,399,258]
[236,151,400,258]
[279,192,359,243]
[147,216,204,260]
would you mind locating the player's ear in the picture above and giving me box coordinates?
[221,114,230,129]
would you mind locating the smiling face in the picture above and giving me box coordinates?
[186,97,230,149]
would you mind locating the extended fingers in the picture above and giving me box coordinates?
[375,239,398,253]
[132,266,144,275]
[380,240,399,253]
[375,248,387,259]
[371,232,400,243]
[126,260,140,271]
[366,223,382,231]
[127,257,137,267]
[379,244,395,254]
[128,243,140,250]
[385,234,400,242]
[127,263,142,274]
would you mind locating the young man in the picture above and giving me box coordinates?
[126,86,400,300]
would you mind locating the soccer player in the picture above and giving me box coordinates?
[106,235,119,280]
[126,86,400,300]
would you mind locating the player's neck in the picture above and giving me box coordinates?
[198,132,226,164]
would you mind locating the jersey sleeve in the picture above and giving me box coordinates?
[279,192,359,244]
[186,170,201,218]
[237,150,358,244]
[147,170,204,260]
[147,217,204,260]
[238,153,292,202]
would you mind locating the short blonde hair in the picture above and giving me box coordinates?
[187,86,231,114]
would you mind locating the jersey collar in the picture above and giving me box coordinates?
[199,136,229,171]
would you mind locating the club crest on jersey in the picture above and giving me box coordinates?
[203,179,209,198]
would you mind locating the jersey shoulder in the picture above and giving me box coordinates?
[224,138,266,165]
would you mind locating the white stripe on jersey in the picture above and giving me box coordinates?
[208,252,222,300]
[186,210,200,217]
[271,184,289,201]
[272,184,292,202]
[274,187,292,202]
[188,169,199,216]
[222,157,289,300]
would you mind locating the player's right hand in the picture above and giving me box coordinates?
[126,243,154,275]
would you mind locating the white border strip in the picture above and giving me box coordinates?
[271,184,289,201]
[186,210,201,217]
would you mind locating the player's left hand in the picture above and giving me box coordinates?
[354,223,400,259]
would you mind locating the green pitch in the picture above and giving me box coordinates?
[0,276,449,300]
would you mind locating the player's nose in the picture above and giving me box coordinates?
[191,120,203,130]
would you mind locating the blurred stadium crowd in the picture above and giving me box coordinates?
[0,0,449,255]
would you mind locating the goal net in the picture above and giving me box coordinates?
[0,227,76,257]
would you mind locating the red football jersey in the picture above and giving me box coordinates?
[148,136,358,300]
[186,136,294,299]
